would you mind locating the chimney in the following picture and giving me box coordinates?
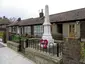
[39,9,44,18]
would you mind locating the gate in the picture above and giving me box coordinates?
[0,28,6,43]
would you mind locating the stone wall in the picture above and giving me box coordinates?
[62,39,81,64]
[7,41,19,52]
[25,48,62,64]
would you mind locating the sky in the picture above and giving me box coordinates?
[0,0,85,20]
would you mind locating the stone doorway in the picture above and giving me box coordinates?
[57,24,63,34]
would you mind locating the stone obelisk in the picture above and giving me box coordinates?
[42,5,54,46]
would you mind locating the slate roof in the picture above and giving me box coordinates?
[8,21,20,26]
[19,18,44,26]
[9,7,85,26]
[50,8,85,22]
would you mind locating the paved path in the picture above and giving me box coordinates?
[0,42,36,64]
[0,43,5,48]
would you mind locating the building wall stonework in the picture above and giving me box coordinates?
[63,22,80,38]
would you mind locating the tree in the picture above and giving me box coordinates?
[17,17,21,21]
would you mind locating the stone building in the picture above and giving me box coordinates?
[8,8,85,40]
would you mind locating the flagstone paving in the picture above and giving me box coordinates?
[0,41,36,64]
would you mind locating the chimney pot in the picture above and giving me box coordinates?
[39,9,44,18]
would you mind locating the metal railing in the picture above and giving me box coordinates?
[19,38,63,57]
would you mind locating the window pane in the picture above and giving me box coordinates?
[69,24,75,37]
[34,25,43,37]
[24,26,31,35]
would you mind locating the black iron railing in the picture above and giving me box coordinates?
[19,38,63,57]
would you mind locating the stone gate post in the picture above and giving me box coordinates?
[62,38,81,64]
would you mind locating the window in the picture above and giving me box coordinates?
[24,26,31,35]
[69,24,75,37]
[69,24,75,33]
[17,26,20,34]
[34,25,43,37]
[9,27,11,32]
[12,26,16,33]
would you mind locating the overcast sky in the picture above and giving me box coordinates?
[0,0,85,19]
